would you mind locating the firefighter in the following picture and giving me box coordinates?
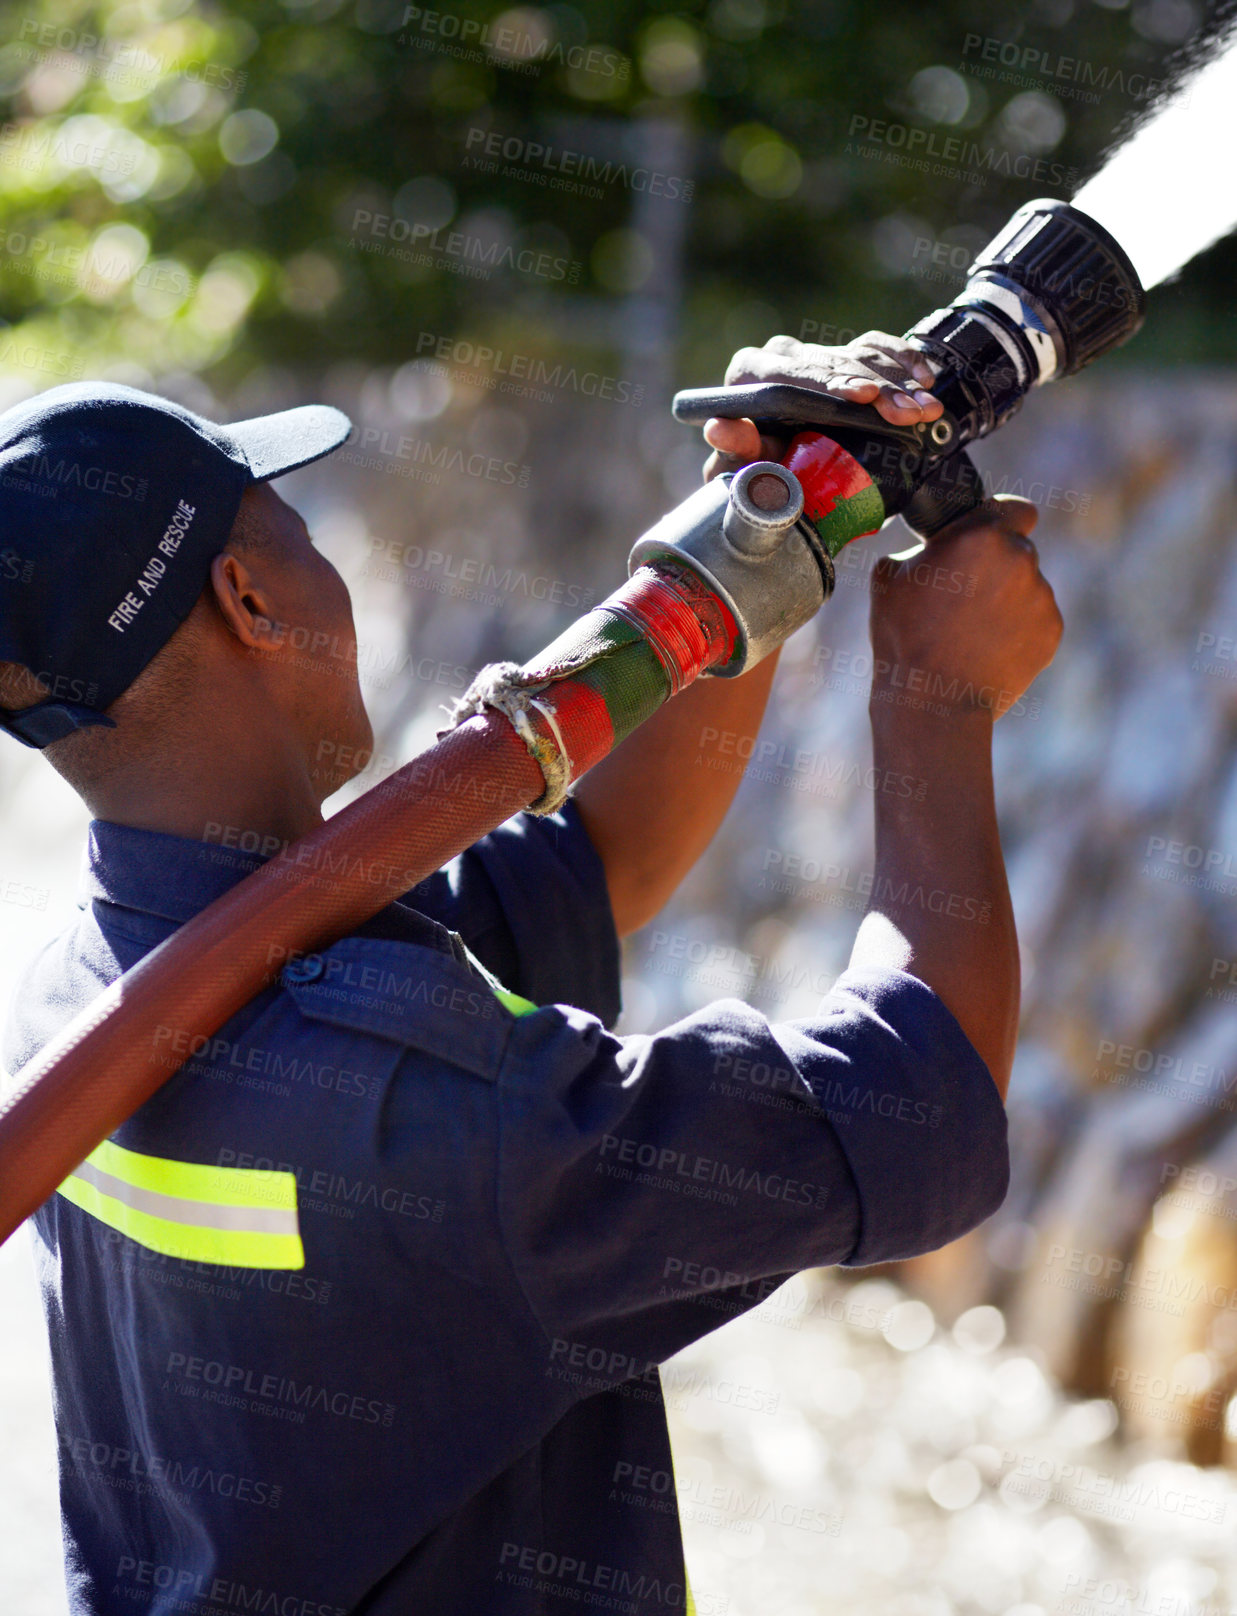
[0,334,1059,1615]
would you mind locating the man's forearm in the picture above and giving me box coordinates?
[848,701,1018,1097]
[574,651,781,937]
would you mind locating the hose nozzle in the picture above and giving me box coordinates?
[908,198,1146,443]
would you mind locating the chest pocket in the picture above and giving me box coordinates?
[279,936,522,1080]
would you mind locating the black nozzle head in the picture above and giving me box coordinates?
[967,197,1146,375]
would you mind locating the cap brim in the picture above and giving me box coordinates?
[227,403,353,482]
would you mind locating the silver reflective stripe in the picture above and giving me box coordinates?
[72,1158,299,1237]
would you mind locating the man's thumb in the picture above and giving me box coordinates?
[987,493,1038,537]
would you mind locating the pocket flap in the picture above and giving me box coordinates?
[281,938,512,1081]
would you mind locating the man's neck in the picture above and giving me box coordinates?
[86,735,326,850]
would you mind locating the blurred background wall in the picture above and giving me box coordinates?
[2,1,1237,1611]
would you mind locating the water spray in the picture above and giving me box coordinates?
[1072,21,1237,291]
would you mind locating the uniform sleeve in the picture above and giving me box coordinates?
[404,801,621,1027]
[497,967,1008,1367]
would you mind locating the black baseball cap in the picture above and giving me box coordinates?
[0,381,353,748]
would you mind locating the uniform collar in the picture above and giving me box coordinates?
[81,820,274,924]
[80,818,467,963]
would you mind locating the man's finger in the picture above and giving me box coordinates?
[856,336,936,390]
[702,418,788,482]
[814,375,942,425]
[869,384,944,425]
[703,416,762,460]
[724,346,769,386]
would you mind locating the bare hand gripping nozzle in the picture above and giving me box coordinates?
[648,198,1146,675]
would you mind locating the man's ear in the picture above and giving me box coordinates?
[208,552,284,652]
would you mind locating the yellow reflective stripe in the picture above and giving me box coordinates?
[58,1172,303,1268]
[685,1580,696,1616]
[493,986,539,1017]
[88,1137,296,1211]
[57,1140,303,1270]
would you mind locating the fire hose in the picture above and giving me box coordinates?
[0,199,1145,1249]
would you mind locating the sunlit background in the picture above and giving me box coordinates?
[3,1,1237,1611]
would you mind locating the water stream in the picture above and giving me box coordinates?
[1073,25,1237,289]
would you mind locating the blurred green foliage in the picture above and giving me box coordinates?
[0,0,1231,404]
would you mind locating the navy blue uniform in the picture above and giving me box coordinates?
[4,806,1008,1615]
